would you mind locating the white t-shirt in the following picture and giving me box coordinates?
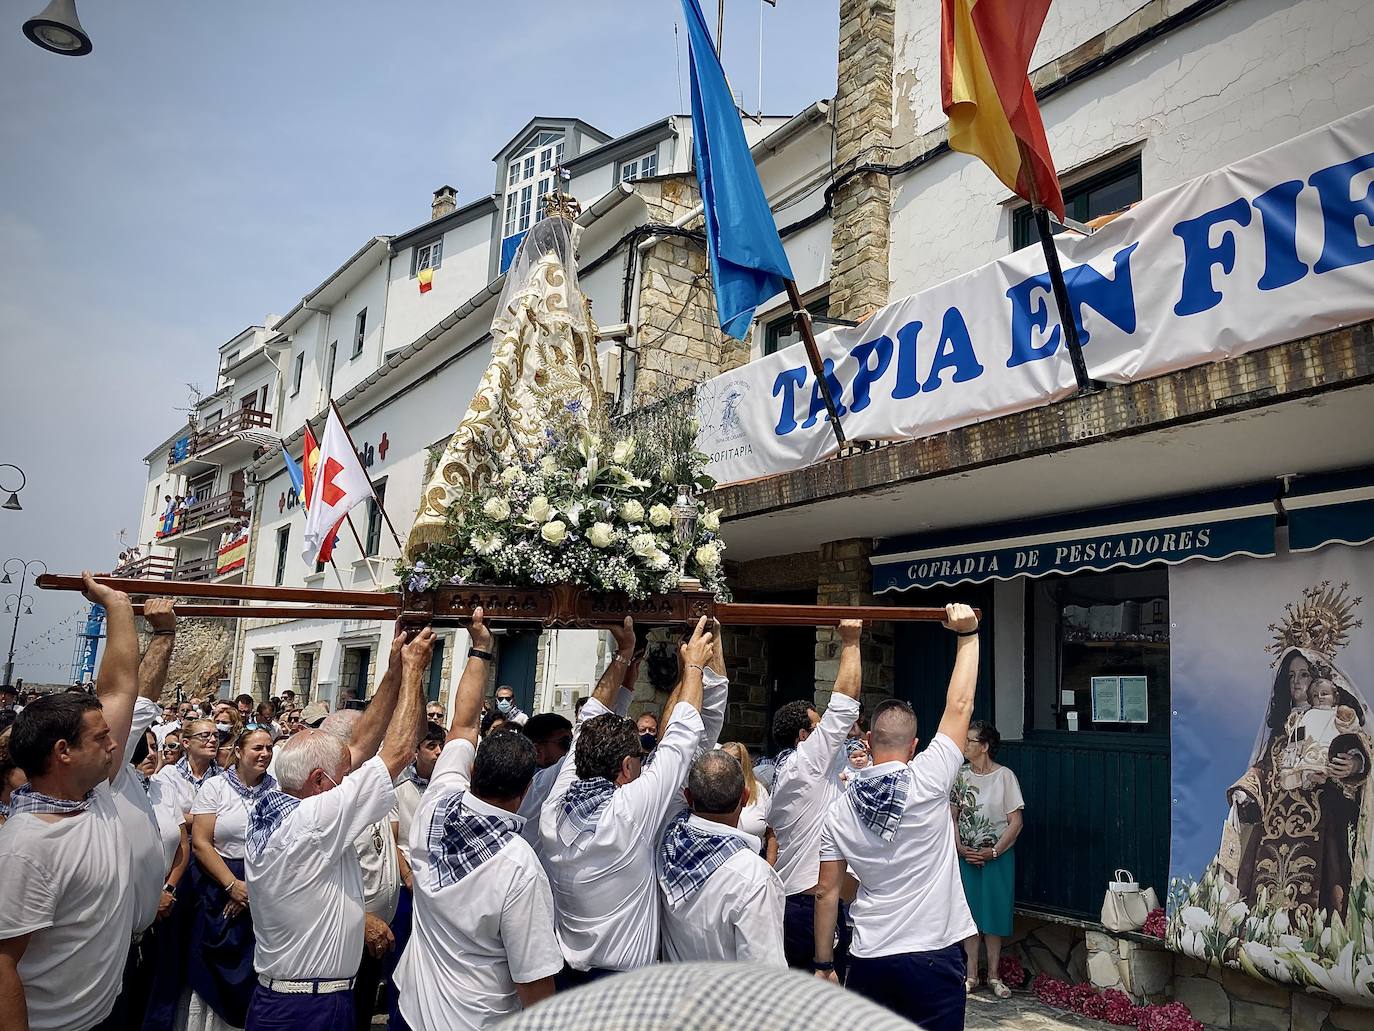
[540,699,706,972]
[738,783,772,842]
[151,760,217,820]
[951,764,1026,848]
[659,816,786,966]
[112,697,169,933]
[248,756,396,980]
[820,736,978,958]
[396,739,563,1030]
[191,775,262,860]
[0,782,135,1031]
[771,693,861,894]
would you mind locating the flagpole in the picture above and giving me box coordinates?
[329,400,407,553]
[1018,141,1096,394]
[784,279,849,449]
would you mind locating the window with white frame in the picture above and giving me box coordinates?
[411,238,443,276]
[503,130,564,239]
[618,151,659,183]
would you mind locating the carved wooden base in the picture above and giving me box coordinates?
[400,584,715,629]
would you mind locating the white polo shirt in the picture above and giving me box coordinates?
[660,816,786,966]
[819,736,978,958]
[396,739,563,1030]
[540,699,705,972]
[770,693,861,894]
[248,755,396,980]
[0,781,134,1031]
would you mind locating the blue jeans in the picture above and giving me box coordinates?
[846,943,968,1031]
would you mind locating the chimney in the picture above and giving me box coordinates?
[431,185,457,221]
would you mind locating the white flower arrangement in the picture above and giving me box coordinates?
[397,404,727,600]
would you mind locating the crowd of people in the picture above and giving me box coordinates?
[0,577,1031,1031]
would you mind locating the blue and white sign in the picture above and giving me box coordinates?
[695,105,1374,486]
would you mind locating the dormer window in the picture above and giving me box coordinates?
[618,151,658,183]
[503,130,565,242]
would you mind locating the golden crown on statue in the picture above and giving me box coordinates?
[1267,580,1364,665]
[541,191,581,222]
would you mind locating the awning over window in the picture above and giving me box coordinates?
[1287,467,1374,554]
[871,486,1278,594]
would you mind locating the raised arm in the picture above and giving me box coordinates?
[380,628,433,779]
[347,624,406,771]
[831,619,863,701]
[448,609,492,746]
[138,599,177,702]
[590,617,636,712]
[84,572,138,782]
[935,603,981,750]
[670,616,711,720]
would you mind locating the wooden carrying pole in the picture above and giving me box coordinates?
[132,603,399,621]
[36,574,402,609]
[784,279,849,450]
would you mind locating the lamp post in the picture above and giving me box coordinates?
[21,0,92,56]
[3,559,47,687]
[0,465,26,512]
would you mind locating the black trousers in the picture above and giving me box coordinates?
[846,944,968,1031]
[554,964,619,992]
[783,892,852,977]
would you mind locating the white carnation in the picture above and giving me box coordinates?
[629,533,659,559]
[499,466,524,485]
[539,456,558,476]
[540,520,568,545]
[694,543,721,570]
[648,503,673,528]
[483,497,511,521]
[648,549,672,571]
[619,499,645,523]
[588,522,615,548]
[701,508,721,532]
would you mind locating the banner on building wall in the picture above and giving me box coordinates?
[693,103,1374,486]
[1168,544,1374,1002]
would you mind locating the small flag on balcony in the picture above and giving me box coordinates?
[418,267,434,294]
[680,0,793,339]
[941,0,1064,220]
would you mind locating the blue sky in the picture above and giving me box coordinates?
[0,1,838,682]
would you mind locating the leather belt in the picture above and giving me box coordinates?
[258,974,355,995]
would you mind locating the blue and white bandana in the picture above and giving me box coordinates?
[224,766,277,805]
[246,789,303,860]
[402,764,430,792]
[848,768,911,842]
[657,811,750,907]
[557,777,615,844]
[426,791,517,889]
[8,784,93,816]
[773,747,797,771]
[174,755,221,788]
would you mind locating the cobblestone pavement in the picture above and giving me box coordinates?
[966,989,1121,1030]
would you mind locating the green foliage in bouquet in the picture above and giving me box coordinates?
[397,399,727,600]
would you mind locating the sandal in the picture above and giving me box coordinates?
[989,978,1011,999]
[966,977,979,994]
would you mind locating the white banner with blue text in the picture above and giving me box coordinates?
[693,104,1374,486]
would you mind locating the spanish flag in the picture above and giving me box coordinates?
[418,267,434,294]
[941,0,1064,220]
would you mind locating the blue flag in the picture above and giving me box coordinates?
[281,447,306,512]
[681,0,793,339]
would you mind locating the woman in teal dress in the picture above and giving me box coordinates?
[951,720,1024,999]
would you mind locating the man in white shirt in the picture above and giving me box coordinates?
[768,618,864,970]
[814,604,980,1031]
[0,572,140,1031]
[540,616,716,985]
[515,712,573,856]
[244,625,429,1031]
[493,685,530,727]
[396,607,563,1029]
[659,748,785,966]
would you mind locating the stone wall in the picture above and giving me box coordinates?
[138,617,234,702]
[814,537,895,712]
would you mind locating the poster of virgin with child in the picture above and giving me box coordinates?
[1168,547,1373,1001]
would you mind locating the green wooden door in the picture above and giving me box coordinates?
[890,583,995,736]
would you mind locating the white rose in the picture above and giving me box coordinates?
[499,466,524,485]
[629,533,659,559]
[648,503,673,528]
[483,496,511,521]
[540,520,568,545]
[588,522,615,548]
[525,495,552,522]
[612,438,636,464]
[694,543,721,570]
[539,456,558,476]
[701,508,721,532]
[619,499,645,523]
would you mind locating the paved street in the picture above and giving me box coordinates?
[966,991,1119,1031]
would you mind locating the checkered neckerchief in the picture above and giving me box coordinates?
[557,776,615,844]
[657,810,749,907]
[426,791,517,889]
[223,766,276,805]
[402,763,430,792]
[246,789,303,859]
[848,767,911,842]
[8,784,93,816]
[174,755,220,788]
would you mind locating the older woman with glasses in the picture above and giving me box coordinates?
[185,727,276,1030]
[950,720,1025,999]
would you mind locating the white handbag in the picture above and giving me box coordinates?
[1101,869,1157,932]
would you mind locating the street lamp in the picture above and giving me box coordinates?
[0,465,26,512]
[3,559,47,687]
[22,0,92,56]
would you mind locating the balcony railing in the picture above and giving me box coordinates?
[156,490,249,540]
[111,555,176,579]
[172,555,218,583]
[169,408,272,465]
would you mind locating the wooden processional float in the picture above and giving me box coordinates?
[36,574,973,628]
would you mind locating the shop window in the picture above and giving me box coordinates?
[1026,567,1169,736]
[1012,156,1142,251]
[763,294,830,356]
